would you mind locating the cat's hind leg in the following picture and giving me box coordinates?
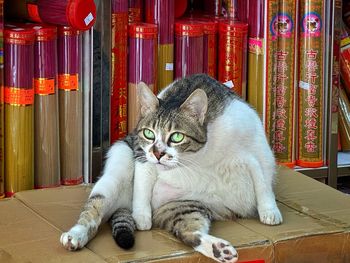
[60,141,134,251]
[153,200,238,263]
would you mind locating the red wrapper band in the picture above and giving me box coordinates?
[218,20,248,98]
[4,26,35,196]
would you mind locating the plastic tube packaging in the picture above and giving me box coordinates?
[296,0,324,168]
[247,0,264,117]
[175,21,204,79]
[339,88,350,151]
[145,0,174,90]
[203,0,222,17]
[26,24,60,189]
[340,24,350,97]
[57,26,83,185]
[111,0,128,142]
[0,0,4,198]
[4,26,35,197]
[128,0,143,23]
[5,0,96,31]
[218,20,248,98]
[202,20,217,78]
[128,23,157,132]
[272,0,297,167]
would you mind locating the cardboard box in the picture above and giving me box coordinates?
[1,167,350,262]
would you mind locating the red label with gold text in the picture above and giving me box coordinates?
[58,74,79,91]
[34,78,55,95]
[4,87,34,105]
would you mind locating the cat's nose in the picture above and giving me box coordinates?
[154,151,165,160]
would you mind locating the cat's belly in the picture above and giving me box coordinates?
[151,180,187,209]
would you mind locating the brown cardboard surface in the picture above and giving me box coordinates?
[14,185,92,231]
[0,198,106,263]
[276,166,350,228]
[1,167,350,262]
[14,185,273,262]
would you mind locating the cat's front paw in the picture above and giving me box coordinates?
[258,206,283,225]
[60,225,89,251]
[133,210,152,230]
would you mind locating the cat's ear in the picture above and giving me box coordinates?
[180,89,208,125]
[137,82,159,117]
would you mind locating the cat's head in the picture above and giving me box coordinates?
[135,82,208,170]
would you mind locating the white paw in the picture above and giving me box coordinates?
[132,211,152,230]
[195,234,238,263]
[258,206,283,225]
[60,225,89,251]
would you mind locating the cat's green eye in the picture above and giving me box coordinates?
[143,129,155,140]
[170,132,184,143]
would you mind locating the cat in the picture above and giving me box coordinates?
[60,74,283,263]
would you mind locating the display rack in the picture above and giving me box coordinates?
[297,0,350,188]
[90,0,350,187]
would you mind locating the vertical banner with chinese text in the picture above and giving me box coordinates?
[272,0,297,167]
[297,0,324,167]
[111,1,128,143]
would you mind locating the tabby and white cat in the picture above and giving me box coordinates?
[60,74,282,263]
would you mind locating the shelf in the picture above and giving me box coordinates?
[295,166,329,179]
[338,152,350,177]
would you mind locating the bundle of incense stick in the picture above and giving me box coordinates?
[128,0,143,23]
[203,0,221,17]
[6,0,96,31]
[128,23,157,132]
[57,26,83,185]
[0,0,3,198]
[218,20,248,99]
[26,24,60,189]
[202,20,217,78]
[272,0,297,168]
[4,0,39,23]
[4,26,35,197]
[247,0,264,117]
[339,88,350,151]
[111,0,128,142]
[264,0,279,149]
[175,0,188,18]
[297,0,324,168]
[145,0,174,90]
[340,24,350,97]
[175,21,204,79]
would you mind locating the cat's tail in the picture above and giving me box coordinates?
[109,208,136,249]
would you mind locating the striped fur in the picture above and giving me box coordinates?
[109,208,136,249]
[153,200,238,262]
[153,200,213,247]
[60,194,106,251]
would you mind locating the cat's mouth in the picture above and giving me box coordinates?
[155,161,176,171]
